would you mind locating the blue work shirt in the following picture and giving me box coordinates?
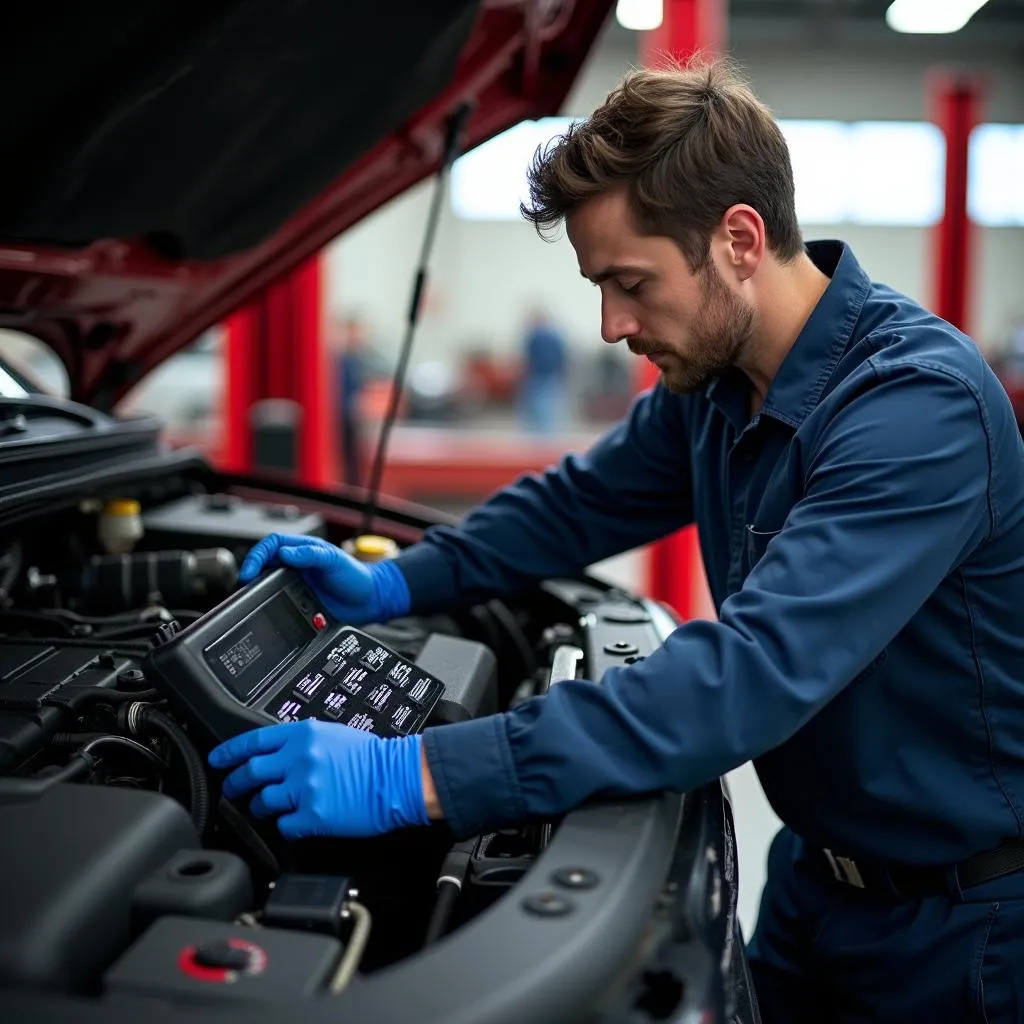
[397,241,1024,866]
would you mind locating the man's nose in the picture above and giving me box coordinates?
[600,298,639,345]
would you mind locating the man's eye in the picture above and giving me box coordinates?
[620,281,643,296]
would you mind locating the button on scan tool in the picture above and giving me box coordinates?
[344,712,378,733]
[366,683,394,714]
[292,673,325,702]
[275,700,302,721]
[390,703,418,735]
[323,692,349,719]
[405,675,436,707]
[339,666,368,695]
[360,645,392,672]
[388,661,413,687]
[334,634,362,659]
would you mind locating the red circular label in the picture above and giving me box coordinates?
[177,939,268,984]
[312,612,327,630]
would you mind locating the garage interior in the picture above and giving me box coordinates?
[0,1,1022,1020]
[19,0,1019,936]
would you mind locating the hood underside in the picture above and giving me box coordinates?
[0,0,612,408]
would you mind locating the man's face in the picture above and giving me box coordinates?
[567,189,755,394]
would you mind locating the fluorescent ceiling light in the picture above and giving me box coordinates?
[615,0,663,32]
[885,0,990,34]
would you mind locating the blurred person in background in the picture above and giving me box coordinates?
[330,314,368,486]
[518,309,568,435]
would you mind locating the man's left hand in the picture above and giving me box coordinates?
[209,719,432,840]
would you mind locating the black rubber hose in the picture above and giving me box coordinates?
[46,686,162,713]
[133,706,210,838]
[486,599,537,677]
[0,755,92,804]
[424,837,477,946]
[217,796,281,876]
[424,883,461,946]
[36,756,92,785]
[51,732,167,773]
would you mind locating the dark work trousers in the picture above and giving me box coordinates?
[747,827,1024,1023]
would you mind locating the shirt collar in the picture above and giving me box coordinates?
[707,240,871,431]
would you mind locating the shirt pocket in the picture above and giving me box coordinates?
[745,523,782,571]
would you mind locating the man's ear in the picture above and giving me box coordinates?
[719,204,765,282]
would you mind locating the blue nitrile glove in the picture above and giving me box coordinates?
[209,719,429,839]
[238,534,410,625]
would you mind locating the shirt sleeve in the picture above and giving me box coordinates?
[396,382,693,611]
[422,361,996,837]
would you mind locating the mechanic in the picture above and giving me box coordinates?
[209,58,1024,1021]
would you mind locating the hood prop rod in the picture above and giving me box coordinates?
[359,102,473,538]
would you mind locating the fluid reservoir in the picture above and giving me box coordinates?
[98,499,144,555]
[342,534,399,562]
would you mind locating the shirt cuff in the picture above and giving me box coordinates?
[422,714,525,837]
[394,541,460,613]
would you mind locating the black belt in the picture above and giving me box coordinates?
[817,839,1024,898]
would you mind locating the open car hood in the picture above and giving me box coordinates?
[0,0,612,409]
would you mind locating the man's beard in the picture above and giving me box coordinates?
[630,264,755,395]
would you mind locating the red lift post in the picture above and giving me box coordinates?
[222,254,335,489]
[929,72,985,335]
[638,0,724,621]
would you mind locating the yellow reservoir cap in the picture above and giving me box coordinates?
[351,535,399,562]
[103,499,141,517]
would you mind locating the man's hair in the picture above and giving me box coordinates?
[521,56,803,269]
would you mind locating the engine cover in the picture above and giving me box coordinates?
[0,783,199,992]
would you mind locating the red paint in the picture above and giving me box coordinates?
[291,256,331,489]
[223,303,257,473]
[312,612,327,631]
[223,254,331,488]
[929,73,985,334]
[636,0,726,622]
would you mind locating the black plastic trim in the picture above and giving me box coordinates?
[326,795,685,1024]
[0,448,207,513]
[305,586,687,1024]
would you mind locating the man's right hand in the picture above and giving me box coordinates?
[238,534,411,625]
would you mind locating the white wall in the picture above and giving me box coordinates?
[327,31,1024,364]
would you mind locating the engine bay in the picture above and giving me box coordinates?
[0,475,699,1018]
